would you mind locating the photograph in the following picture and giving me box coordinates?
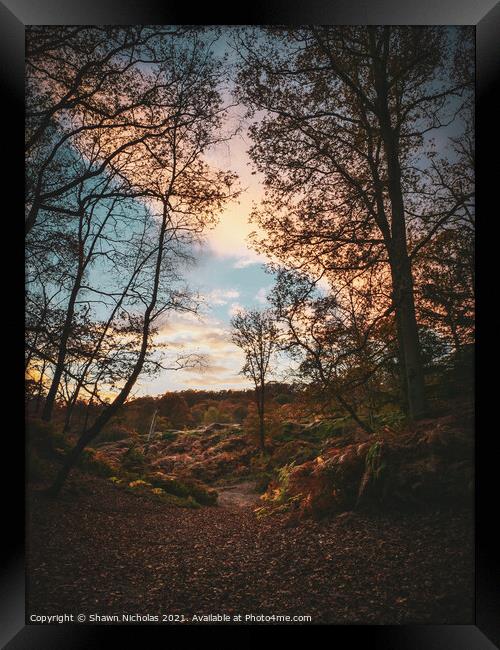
[22,23,478,631]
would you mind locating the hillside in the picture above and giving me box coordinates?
[27,407,474,624]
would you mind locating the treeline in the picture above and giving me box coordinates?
[26,384,298,440]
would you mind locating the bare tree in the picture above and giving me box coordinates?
[231,309,279,451]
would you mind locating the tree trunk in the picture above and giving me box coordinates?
[390,254,427,419]
[370,31,427,419]
[41,264,84,422]
[47,198,170,496]
[47,337,148,497]
[34,359,47,415]
[255,385,265,452]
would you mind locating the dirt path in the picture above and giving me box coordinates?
[27,473,474,624]
[215,481,261,509]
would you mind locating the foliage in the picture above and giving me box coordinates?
[161,431,179,442]
[128,479,152,489]
[236,26,474,421]
[261,462,297,506]
[121,446,147,473]
[146,473,218,506]
[78,449,114,478]
[203,406,229,425]
[26,26,238,495]
[365,442,386,481]
[94,425,135,445]
[27,418,69,457]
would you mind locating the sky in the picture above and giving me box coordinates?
[114,27,470,398]
[134,88,275,396]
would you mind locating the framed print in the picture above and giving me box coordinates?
[2,0,498,647]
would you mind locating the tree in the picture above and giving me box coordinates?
[29,28,238,496]
[158,393,193,429]
[270,269,394,432]
[235,26,474,420]
[25,26,193,235]
[231,309,279,451]
[415,228,474,354]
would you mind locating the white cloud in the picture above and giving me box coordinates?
[233,256,260,269]
[255,286,269,304]
[205,288,240,306]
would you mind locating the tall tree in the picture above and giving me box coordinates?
[231,309,279,451]
[236,26,474,419]
[26,28,238,495]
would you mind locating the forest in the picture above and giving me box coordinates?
[26,26,474,625]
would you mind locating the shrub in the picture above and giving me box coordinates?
[147,473,190,497]
[94,425,134,444]
[274,393,292,405]
[254,472,273,493]
[306,418,353,440]
[271,440,319,468]
[146,472,218,505]
[128,479,152,489]
[181,479,218,506]
[161,431,178,442]
[121,446,147,472]
[78,448,114,477]
[233,405,248,423]
[203,406,229,425]
[262,462,296,505]
[27,418,69,456]
[148,489,200,508]
[373,407,407,431]
[365,442,386,480]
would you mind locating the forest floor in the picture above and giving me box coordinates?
[27,471,474,625]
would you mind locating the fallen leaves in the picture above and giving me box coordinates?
[27,472,473,624]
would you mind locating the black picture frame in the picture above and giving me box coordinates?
[3,1,498,646]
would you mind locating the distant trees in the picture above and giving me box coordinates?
[158,393,193,429]
[236,26,474,420]
[25,27,237,495]
[231,309,279,451]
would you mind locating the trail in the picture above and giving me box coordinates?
[215,481,261,509]
[28,473,473,624]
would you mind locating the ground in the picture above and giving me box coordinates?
[27,472,474,625]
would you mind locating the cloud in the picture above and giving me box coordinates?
[255,286,269,304]
[204,288,240,306]
[183,374,250,388]
[143,311,249,393]
[233,256,260,269]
